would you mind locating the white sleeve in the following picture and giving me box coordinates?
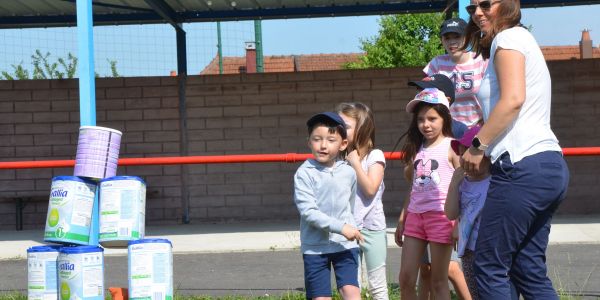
[493,27,530,56]
[367,149,386,169]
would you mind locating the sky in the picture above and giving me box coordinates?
[0,4,598,77]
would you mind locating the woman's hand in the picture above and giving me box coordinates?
[461,147,485,177]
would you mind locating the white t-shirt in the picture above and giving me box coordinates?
[353,149,387,231]
[477,26,562,164]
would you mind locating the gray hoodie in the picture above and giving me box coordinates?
[293,159,358,254]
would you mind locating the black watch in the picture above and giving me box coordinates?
[471,136,488,151]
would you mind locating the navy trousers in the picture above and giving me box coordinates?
[474,151,569,300]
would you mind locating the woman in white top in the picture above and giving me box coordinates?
[460,1,569,299]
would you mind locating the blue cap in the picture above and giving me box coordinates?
[306,112,347,138]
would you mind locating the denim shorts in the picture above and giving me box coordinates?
[303,248,359,299]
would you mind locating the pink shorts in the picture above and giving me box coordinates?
[404,211,455,245]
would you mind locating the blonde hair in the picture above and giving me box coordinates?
[336,102,375,160]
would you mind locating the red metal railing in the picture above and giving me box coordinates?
[0,147,599,170]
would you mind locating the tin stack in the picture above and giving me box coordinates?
[27,126,173,299]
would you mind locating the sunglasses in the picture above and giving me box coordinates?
[466,0,501,15]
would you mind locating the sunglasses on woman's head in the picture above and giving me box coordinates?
[466,0,501,15]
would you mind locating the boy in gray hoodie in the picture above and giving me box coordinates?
[294,112,364,300]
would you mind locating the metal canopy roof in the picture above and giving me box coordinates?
[1,0,599,29]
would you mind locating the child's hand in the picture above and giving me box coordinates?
[452,167,466,184]
[346,150,361,168]
[341,224,364,243]
[395,222,405,247]
[452,222,459,250]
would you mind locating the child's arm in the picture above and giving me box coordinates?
[346,150,384,199]
[445,167,465,220]
[395,164,413,247]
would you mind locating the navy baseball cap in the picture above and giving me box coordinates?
[408,74,455,104]
[306,112,347,138]
[440,18,467,36]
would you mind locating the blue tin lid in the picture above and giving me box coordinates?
[100,176,145,184]
[53,176,97,185]
[128,238,172,247]
[27,245,62,253]
[59,245,104,254]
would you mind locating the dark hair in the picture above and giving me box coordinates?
[307,121,347,139]
[462,0,522,59]
[400,102,453,165]
[336,102,375,160]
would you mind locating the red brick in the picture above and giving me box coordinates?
[161,97,181,108]
[206,140,242,152]
[16,124,52,134]
[351,68,391,79]
[126,120,162,131]
[33,112,69,123]
[315,91,353,103]
[224,106,260,117]
[186,85,222,96]
[142,86,179,97]
[52,145,77,156]
[241,94,278,105]
[205,95,242,106]
[14,146,49,157]
[51,100,77,112]
[296,80,333,92]
[334,79,371,91]
[125,77,161,87]
[242,73,279,83]
[125,142,162,154]
[278,92,315,104]
[0,124,14,134]
[13,80,50,90]
[162,120,180,130]
[188,129,223,141]
[260,104,297,116]
[223,128,261,139]
[203,74,242,84]
[221,83,258,95]
[278,72,314,82]
[187,107,223,118]
[106,87,142,99]
[0,180,35,191]
[259,82,296,93]
[0,90,31,101]
[205,117,241,129]
[145,131,180,142]
[207,207,244,218]
[371,78,407,89]
[143,108,179,119]
[0,81,13,90]
[125,98,161,109]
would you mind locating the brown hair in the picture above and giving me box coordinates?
[462,0,522,59]
[400,102,454,165]
[336,102,375,160]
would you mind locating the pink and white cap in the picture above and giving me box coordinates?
[405,88,450,113]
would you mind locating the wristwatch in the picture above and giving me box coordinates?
[471,136,489,151]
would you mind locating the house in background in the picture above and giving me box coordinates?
[199,30,599,75]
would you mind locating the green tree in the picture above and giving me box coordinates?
[346,13,446,69]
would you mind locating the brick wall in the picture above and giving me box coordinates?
[1,59,599,230]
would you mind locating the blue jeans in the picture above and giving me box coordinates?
[474,151,569,300]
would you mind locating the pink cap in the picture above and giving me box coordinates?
[406,88,450,113]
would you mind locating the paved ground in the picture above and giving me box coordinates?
[1,216,599,298]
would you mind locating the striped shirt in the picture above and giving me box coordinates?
[424,53,488,127]
[408,138,455,213]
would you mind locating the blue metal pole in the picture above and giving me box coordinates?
[459,0,470,21]
[76,0,99,246]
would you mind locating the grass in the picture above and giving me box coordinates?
[0,284,592,300]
